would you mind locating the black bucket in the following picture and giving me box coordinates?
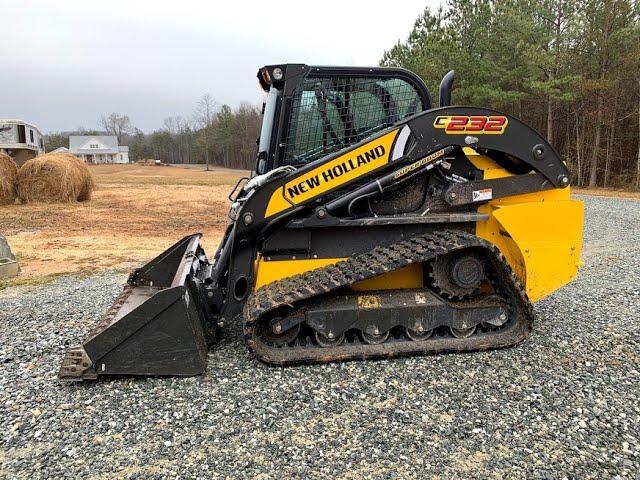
[59,234,210,381]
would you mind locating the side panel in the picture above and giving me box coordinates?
[254,257,343,289]
[227,105,574,318]
[254,258,423,291]
[351,263,423,291]
[476,189,583,302]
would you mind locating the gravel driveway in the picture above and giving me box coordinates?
[1,196,638,479]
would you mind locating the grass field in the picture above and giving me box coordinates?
[0,164,246,285]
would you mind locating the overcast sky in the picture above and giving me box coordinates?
[1,0,441,133]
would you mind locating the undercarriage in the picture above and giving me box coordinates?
[245,230,533,364]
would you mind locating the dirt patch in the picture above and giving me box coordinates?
[575,187,640,200]
[0,164,246,282]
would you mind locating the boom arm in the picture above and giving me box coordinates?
[407,107,569,187]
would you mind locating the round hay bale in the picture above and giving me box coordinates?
[17,153,95,203]
[0,153,18,205]
[65,154,95,201]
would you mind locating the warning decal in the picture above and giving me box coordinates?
[472,188,493,202]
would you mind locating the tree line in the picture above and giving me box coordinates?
[44,97,262,171]
[382,0,640,188]
[128,97,261,170]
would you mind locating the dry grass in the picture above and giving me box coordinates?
[0,164,246,283]
[94,164,245,186]
[17,153,95,203]
[0,153,18,205]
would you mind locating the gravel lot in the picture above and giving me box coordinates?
[1,196,639,479]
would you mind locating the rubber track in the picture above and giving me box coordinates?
[243,230,534,365]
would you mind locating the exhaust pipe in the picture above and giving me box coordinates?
[439,70,455,107]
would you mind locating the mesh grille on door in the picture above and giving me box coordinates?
[282,76,425,166]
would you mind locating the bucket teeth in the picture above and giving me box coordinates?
[58,345,96,381]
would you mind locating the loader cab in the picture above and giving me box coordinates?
[256,64,432,174]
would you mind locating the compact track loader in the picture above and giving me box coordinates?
[59,64,583,380]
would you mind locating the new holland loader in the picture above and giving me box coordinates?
[59,64,583,380]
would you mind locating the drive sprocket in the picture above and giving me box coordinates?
[427,252,485,300]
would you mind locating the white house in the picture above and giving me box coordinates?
[0,119,45,165]
[69,135,129,164]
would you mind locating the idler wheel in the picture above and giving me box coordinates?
[261,317,301,345]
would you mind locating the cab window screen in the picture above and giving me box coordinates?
[283,76,424,166]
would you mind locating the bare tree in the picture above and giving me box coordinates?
[192,94,218,170]
[161,116,190,135]
[99,113,134,144]
[193,94,217,128]
[161,116,192,164]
